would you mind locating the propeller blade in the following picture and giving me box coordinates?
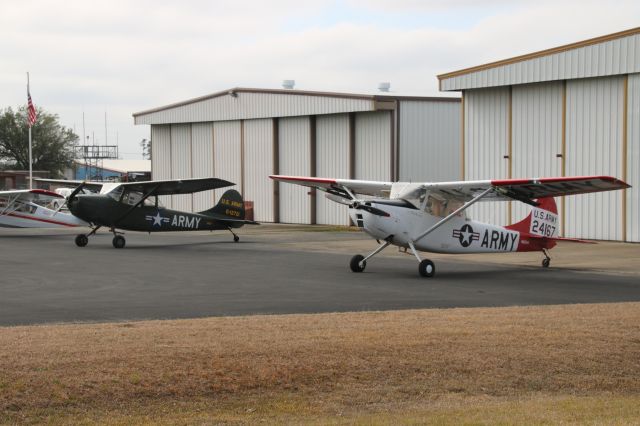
[67,182,86,202]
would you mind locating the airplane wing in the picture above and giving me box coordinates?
[116,177,235,195]
[270,175,393,198]
[35,178,105,193]
[424,176,630,204]
[0,188,64,201]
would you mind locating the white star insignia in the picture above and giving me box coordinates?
[152,212,164,226]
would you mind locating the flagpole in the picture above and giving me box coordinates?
[27,72,33,189]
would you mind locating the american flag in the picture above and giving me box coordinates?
[27,91,37,127]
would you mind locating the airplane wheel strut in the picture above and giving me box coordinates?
[112,235,126,249]
[75,234,88,247]
[418,259,435,278]
[350,254,366,272]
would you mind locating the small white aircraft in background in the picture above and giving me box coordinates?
[270,175,630,277]
[0,189,88,228]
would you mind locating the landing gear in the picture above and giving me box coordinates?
[228,227,239,242]
[350,254,366,272]
[75,234,88,247]
[542,249,551,268]
[419,259,435,277]
[112,235,126,249]
[408,241,435,278]
[74,226,101,248]
[349,240,390,273]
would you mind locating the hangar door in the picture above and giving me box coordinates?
[355,111,391,181]
[279,116,312,224]
[243,119,274,222]
[628,73,640,242]
[565,76,624,240]
[151,125,172,209]
[213,121,241,203]
[464,88,509,226]
[191,122,214,212]
[316,114,350,225]
[511,82,563,231]
[170,124,192,212]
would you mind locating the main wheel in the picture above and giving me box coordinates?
[350,254,366,273]
[75,234,88,247]
[233,235,239,242]
[112,235,126,249]
[418,259,435,277]
[542,258,550,268]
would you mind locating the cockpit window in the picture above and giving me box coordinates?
[424,195,466,218]
[107,186,124,201]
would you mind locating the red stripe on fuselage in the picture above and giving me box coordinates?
[5,212,80,227]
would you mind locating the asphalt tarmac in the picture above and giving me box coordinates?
[1,227,639,326]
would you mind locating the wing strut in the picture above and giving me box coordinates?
[113,184,161,226]
[412,187,494,244]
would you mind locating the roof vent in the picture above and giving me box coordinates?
[282,80,295,89]
[378,82,391,92]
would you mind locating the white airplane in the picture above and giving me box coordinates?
[0,189,88,228]
[270,175,630,277]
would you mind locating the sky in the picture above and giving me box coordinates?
[2,0,638,159]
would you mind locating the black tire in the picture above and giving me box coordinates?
[112,235,126,249]
[233,235,239,243]
[75,234,88,247]
[542,258,550,268]
[350,254,366,273]
[419,259,435,278]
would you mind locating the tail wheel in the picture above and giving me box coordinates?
[350,254,366,272]
[75,234,88,247]
[542,258,550,268]
[112,235,126,249]
[419,259,435,278]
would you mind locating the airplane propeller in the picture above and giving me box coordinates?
[324,192,389,217]
[52,182,86,216]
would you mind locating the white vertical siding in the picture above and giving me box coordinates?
[170,124,192,212]
[243,119,274,222]
[627,73,640,242]
[279,116,311,224]
[511,81,564,228]
[213,121,242,201]
[355,111,391,181]
[151,125,172,208]
[399,100,461,182]
[464,88,509,225]
[191,122,214,212]
[565,76,624,240]
[316,114,350,225]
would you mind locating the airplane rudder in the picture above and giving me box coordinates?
[214,189,245,219]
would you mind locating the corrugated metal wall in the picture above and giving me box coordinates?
[278,116,312,224]
[355,111,391,181]
[511,81,564,228]
[399,100,461,182]
[464,88,509,225]
[135,92,375,125]
[243,119,274,222]
[441,32,640,91]
[170,124,192,212]
[565,76,624,240]
[213,121,242,202]
[151,125,172,208]
[316,114,350,225]
[628,73,640,242]
[191,122,214,212]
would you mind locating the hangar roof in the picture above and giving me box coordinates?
[133,87,459,125]
[438,27,640,91]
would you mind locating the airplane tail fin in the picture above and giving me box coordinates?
[505,197,559,238]
[200,189,246,220]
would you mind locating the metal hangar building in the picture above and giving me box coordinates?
[438,27,640,242]
[133,88,460,225]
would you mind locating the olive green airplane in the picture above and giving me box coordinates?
[37,177,257,248]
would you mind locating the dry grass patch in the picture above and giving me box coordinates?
[1,303,640,423]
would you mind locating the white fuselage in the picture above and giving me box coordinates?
[349,202,520,254]
[0,202,88,228]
